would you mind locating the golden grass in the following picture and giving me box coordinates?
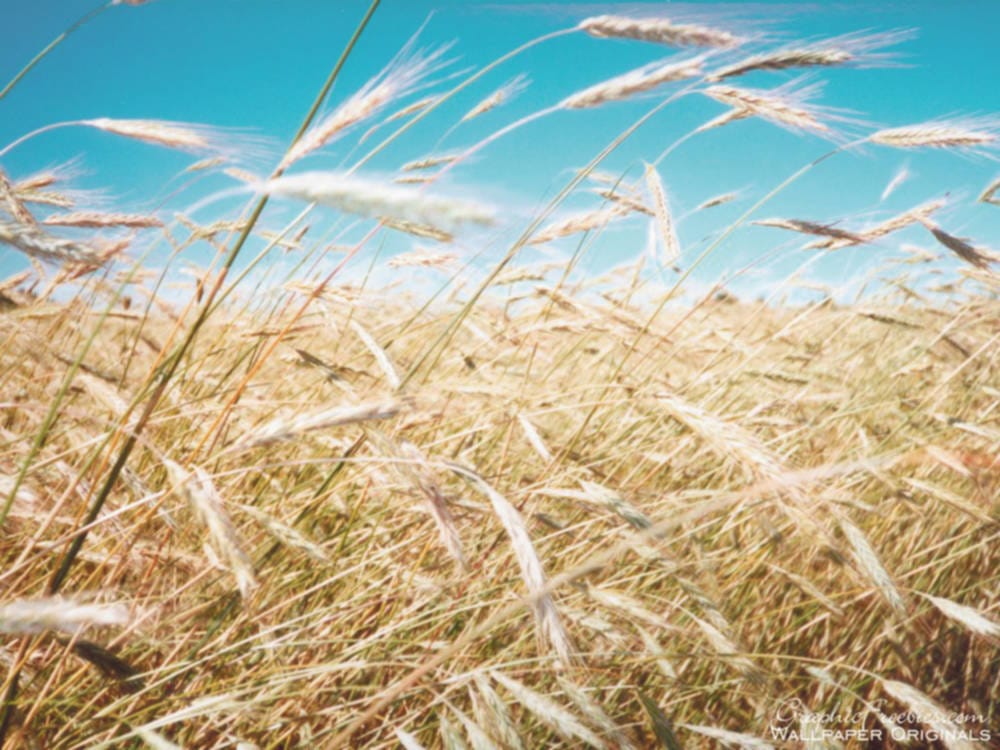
[0,284,997,746]
[1,5,999,748]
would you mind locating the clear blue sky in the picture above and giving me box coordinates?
[1,0,998,301]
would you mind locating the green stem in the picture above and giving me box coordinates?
[0,3,111,102]
[47,0,382,596]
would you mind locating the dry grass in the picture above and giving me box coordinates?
[702,80,833,135]
[560,57,703,110]
[579,14,740,49]
[1,5,998,749]
[0,283,996,747]
[869,117,1000,152]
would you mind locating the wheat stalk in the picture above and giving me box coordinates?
[561,56,703,109]
[83,118,215,150]
[703,80,833,135]
[223,167,260,184]
[363,95,440,144]
[42,211,162,228]
[839,517,906,614]
[680,724,774,749]
[230,399,402,450]
[920,593,1000,637]
[14,189,76,209]
[805,197,946,250]
[350,320,402,389]
[767,563,844,616]
[446,701,497,750]
[881,680,980,750]
[387,250,458,269]
[529,204,630,245]
[489,671,604,748]
[754,217,866,243]
[654,391,783,479]
[867,198,946,237]
[394,441,467,570]
[0,220,106,266]
[690,615,764,683]
[881,164,911,200]
[586,585,664,628]
[164,460,258,598]
[382,218,454,243]
[279,43,449,170]
[644,162,681,265]
[593,187,652,215]
[402,154,457,171]
[919,219,995,269]
[0,167,36,225]
[394,728,426,750]
[580,14,740,49]
[557,676,637,750]
[637,627,678,679]
[696,191,740,210]
[185,156,226,172]
[978,176,1000,205]
[517,414,553,461]
[13,173,58,191]
[694,106,753,133]
[708,30,910,81]
[0,596,128,635]
[238,504,330,563]
[578,481,653,530]
[493,263,560,285]
[472,674,525,750]
[437,713,462,748]
[260,172,495,230]
[462,74,529,121]
[10,159,89,213]
[450,464,573,664]
[393,174,434,185]
[713,49,852,81]
[869,116,999,151]
[385,95,438,124]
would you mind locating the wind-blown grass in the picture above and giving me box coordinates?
[0,3,998,748]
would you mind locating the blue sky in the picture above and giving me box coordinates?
[1,0,998,302]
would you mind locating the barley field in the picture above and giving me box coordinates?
[0,2,998,748]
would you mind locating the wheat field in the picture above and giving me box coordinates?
[0,3,998,748]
